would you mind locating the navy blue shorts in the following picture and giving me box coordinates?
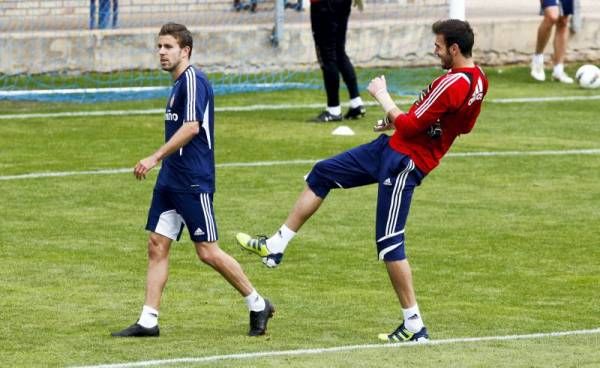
[541,0,573,15]
[306,134,424,261]
[146,187,218,243]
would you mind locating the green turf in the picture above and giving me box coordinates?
[0,66,599,367]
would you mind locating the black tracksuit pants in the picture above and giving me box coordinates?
[311,0,360,107]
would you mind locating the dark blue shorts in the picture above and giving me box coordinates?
[306,134,424,261]
[146,187,218,243]
[541,0,573,15]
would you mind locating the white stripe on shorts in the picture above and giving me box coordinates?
[385,160,414,235]
[377,229,405,243]
[378,241,404,260]
[200,193,216,241]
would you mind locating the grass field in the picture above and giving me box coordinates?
[1,66,599,367]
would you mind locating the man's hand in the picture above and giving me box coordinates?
[368,75,397,114]
[367,75,387,98]
[353,0,364,12]
[373,116,394,132]
[134,155,159,180]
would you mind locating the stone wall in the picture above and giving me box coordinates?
[1,16,599,76]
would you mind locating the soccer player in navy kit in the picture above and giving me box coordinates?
[112,23,274,337]
[237,19,488,342]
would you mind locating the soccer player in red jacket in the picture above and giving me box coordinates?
[237,19,488,342]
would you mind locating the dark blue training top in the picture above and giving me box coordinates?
[156,65,215,193]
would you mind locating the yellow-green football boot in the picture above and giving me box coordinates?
[236,233,283,268]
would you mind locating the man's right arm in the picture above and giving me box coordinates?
[367,75,403,131]
[133,121,200,180]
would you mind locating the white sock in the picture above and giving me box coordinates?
[137,305,159,328]
[244,289,266,312]
[402,304,424,333]
[266,224,296,254]
[533,53,544,65]
[326,105,341,116]
[350,97,364,108]
[553,63,564,75]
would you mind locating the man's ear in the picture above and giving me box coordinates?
[450,43,460,56]
[182,46,191,59]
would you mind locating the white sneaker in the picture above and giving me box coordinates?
[531,61,546,81]
[551,71,574,84]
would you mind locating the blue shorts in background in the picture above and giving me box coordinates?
[541,0,573,15]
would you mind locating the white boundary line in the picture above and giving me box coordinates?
[487,95,600,103]
[1,95,600,120]
[0,87,168,96]
[0,102,382,120]
[2,149,599,181]
[0,159,319,181]
[70,328,600,368]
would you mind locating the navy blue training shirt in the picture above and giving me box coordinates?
[156,65,215,193]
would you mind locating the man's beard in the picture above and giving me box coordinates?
[161,64,175,72]
[161,59,180,72]
[440,56,452,70]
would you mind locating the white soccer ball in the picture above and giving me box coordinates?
[575,64,600,89]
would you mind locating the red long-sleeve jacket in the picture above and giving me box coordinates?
[389,66,488,174]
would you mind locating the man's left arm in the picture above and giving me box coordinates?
[133,121,200,180]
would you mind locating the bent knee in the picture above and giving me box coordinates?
[305,162,335,199]
[195,241,221,265]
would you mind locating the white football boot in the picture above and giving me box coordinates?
[552,70,574,84]
[530,60,546,82]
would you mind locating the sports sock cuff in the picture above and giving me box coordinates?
[327,105,342,116]
[553,63,564,74]
[266,224,296,254]
[350,96,364,108]
[402,304,424,333]
[138,305,159,328]
[402,304,420,321]
[280,224,296,241]
[142,305,159,316]
[244,289,266,312]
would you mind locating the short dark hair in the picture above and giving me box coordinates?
[159,23,193,58]
[432,19,474,57]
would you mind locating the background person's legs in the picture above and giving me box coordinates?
[552,16,570,65]
[98,0,110,29]
[89,0,96,29]
[531,6,559,81]
[550,15,573,83]
[535,6,559,55]
[112,0,118,28]
[311,2,342,119]
[334,0,360,102]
